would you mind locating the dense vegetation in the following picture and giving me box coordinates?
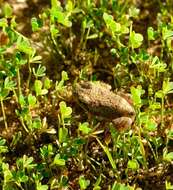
[0,0,173,189]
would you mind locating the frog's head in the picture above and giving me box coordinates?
[73,81,93,104]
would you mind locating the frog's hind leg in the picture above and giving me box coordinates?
[112,117,133,132]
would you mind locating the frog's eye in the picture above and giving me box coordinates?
[129,111,135,116]
[80,81,92,89]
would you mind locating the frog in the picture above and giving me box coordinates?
[73,81,135,131]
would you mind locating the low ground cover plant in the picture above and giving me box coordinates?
[0,0,173,189]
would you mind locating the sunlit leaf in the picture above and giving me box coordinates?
[164,152,173,162]
[79,176,90,190]
[127,159,139,170]
[3,3,12,18]
[130,31,143,49]
[59,127,68,143]
[53,154,66,166]
[79,122,92,135]
[28,94,37,107]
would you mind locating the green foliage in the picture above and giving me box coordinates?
[129,30,143,49]
[166,181,173,190]
[0,138,8,154]
[147,27,156,41]
[79,175,90,190]
[59,101,72,120]
[50,0,72,27]
[0,1,173,189]
[34,80,48,96]
[33,65,46,78]
[127,159,139,171]
[31,17,43,32]
[3,3,13,18]
[163,151,173,162]
[112,182,133,190]
[53,154,66,166]
[59,127,68,143]
[79,122,92,135]
[55,71,69,93]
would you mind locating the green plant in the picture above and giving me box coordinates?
[1,1,173,189]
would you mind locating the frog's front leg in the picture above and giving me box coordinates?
[112,117,134,131]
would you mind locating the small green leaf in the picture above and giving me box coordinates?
[0,18,8,27]
[2,163,13,182]
[0,138,7,146]
[45,128,56,134]
[93,175,102,190]
[59,101,72,119]
[63,18,72,27]
[0,138,8,154]
[3,3,13,18]
[162,27,173,40]
[61,71,69,81]
[129,7,140,18]
[33,64,46,78]
[167,130,173,139]
[30,55,42,64]
[51,0,61,9]
[127,159,139,170]
[15,171,29,183]
[166,181,173,189]
[17,36,34,56]
[41,89,48,95]
[31,17,42,32]
[51,2,72,27]
[144,119,157,131]
[17,155,36,170]
[79,122,92,135]
[34,80,48,96]
[87,33,98,39]
[37,182,48,190]
[34,80,42,96]
[50,24,59,38]
[112,182,129,190]
[131,86,145,108]
[59,127,68,143]
[147,27,155,40]
[44,77,52,90]
[4,77,16,90]
[162,80,173,95]
[53,154,66,166]
[130,31,143,49]
[164,152,173,162]
[15,52,28,66]
[103,13,121,34]
[19,94,26,107]
[28,94,37,107]
[79,176,90,190]
[155,90,164,98]
[23,156,34,169]
[32,118,42,129]
[65,0,73,11]
[0,88,9,100]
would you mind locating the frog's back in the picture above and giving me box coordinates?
[74,81,135,120]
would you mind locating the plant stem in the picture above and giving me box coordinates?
[0,98,8,130]
[161,96,164,129]
[17,68,21,98]
[20,117,29,133]
[27,60,31,91]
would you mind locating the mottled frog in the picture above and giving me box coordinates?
[73,81,135,130]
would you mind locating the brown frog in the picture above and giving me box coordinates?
[73,81,135,130]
